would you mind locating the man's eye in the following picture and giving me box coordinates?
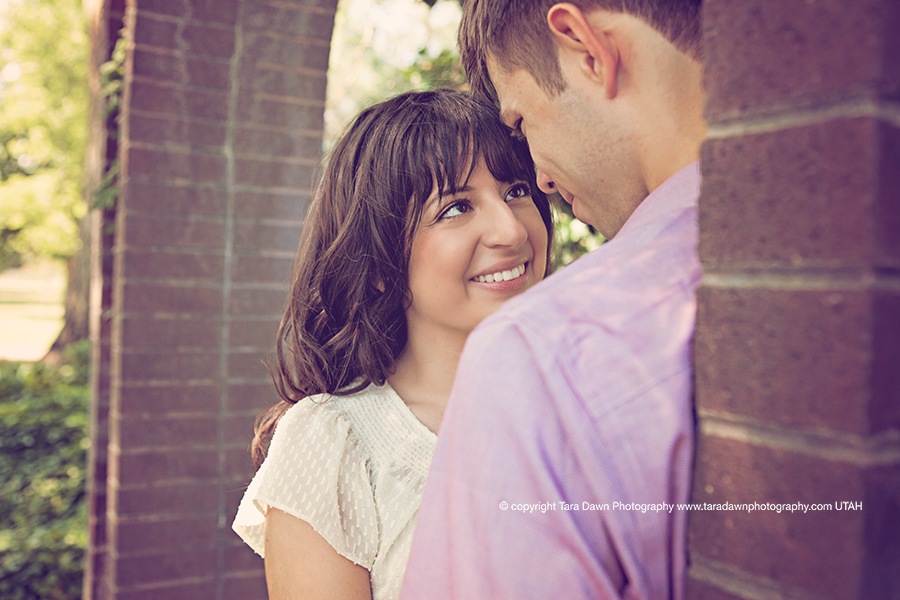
[505,182,531,202]
[511,119,525,140]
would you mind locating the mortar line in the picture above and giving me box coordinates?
[701,269,900,290]
[217,2,245,600]
[707,97,900,139]
[697,411,900,466]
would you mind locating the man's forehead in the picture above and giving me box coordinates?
[485,56,507,97]
[485,56,517,123]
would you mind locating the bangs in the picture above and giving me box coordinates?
[410,115,477,207]
[479,126,536,188]
[402,93,537,207]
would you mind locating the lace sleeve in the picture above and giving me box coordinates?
[232,397,379,569]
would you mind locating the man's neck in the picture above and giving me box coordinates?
[630,36,707,194]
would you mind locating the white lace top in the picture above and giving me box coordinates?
[232,383,437,600]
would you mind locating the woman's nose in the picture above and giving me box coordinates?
[536,170,556,195]
[483,201,528,248]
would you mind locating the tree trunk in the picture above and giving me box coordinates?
[46,213,91,358]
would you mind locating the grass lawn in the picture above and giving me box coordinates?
[0,262,66,362]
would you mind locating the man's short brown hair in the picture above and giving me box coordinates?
[459,0,702,99]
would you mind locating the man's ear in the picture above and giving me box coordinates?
[546,3,619,98]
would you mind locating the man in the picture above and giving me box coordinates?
[401,1,705,598]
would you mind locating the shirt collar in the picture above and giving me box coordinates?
[614,161,701,241]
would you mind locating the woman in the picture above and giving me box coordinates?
[232,89,552,600]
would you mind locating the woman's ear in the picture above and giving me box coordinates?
[546,3,619,98]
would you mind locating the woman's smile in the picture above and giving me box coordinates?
[471,261,527,284]
[405,157,549,340]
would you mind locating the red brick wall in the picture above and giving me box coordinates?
[86,0,337,598]
[690,0,900,598]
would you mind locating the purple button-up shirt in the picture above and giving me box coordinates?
[400,163,702,600]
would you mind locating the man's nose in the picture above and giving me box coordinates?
[536,170,556,195]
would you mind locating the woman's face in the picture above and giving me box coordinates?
[404,156,548,341]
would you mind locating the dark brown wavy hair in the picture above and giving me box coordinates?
[251,89,553,467]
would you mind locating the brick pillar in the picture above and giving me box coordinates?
[86,0,337,598]
[690,1,900,599]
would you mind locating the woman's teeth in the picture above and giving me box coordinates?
[473,263,526,283]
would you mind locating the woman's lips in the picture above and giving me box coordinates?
[469,262,531,293]
[472,262,526,284]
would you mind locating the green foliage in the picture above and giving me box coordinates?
[0,0,89,269]
[98,34,126,122]
[401,47,466,92]
[0,340,90,600]
[0,170,84,271]
[551,199,606,269]
[324,0,463,147]
[91,160,118,211]
[92,33,127,211]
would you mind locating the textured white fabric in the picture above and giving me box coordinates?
[232,383,437,600]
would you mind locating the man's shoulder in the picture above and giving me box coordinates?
[475,161,702,345]
[465,208,701,397]
[487,212,700,335]
[486,248,613,329]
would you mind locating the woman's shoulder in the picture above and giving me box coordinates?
[234,382,436,578]
[275,390,347,430]
[234,388,383,568]
[263,393,340,450]
[273,385,387,443]
[287,381,426,430]
[323,383,436,467]
[272,383,433,460]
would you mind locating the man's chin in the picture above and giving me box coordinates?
[571,200,604,233]
[570,198,587,224]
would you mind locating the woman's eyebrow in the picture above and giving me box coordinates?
[426,184,475,210]
[442,184,474,196]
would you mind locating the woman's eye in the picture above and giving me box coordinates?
[439,201,470,220]
[505,182,531,202]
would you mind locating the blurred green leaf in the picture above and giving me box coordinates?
[0,339,90,600]
[0,0,89,270]
[551,197,606,270]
